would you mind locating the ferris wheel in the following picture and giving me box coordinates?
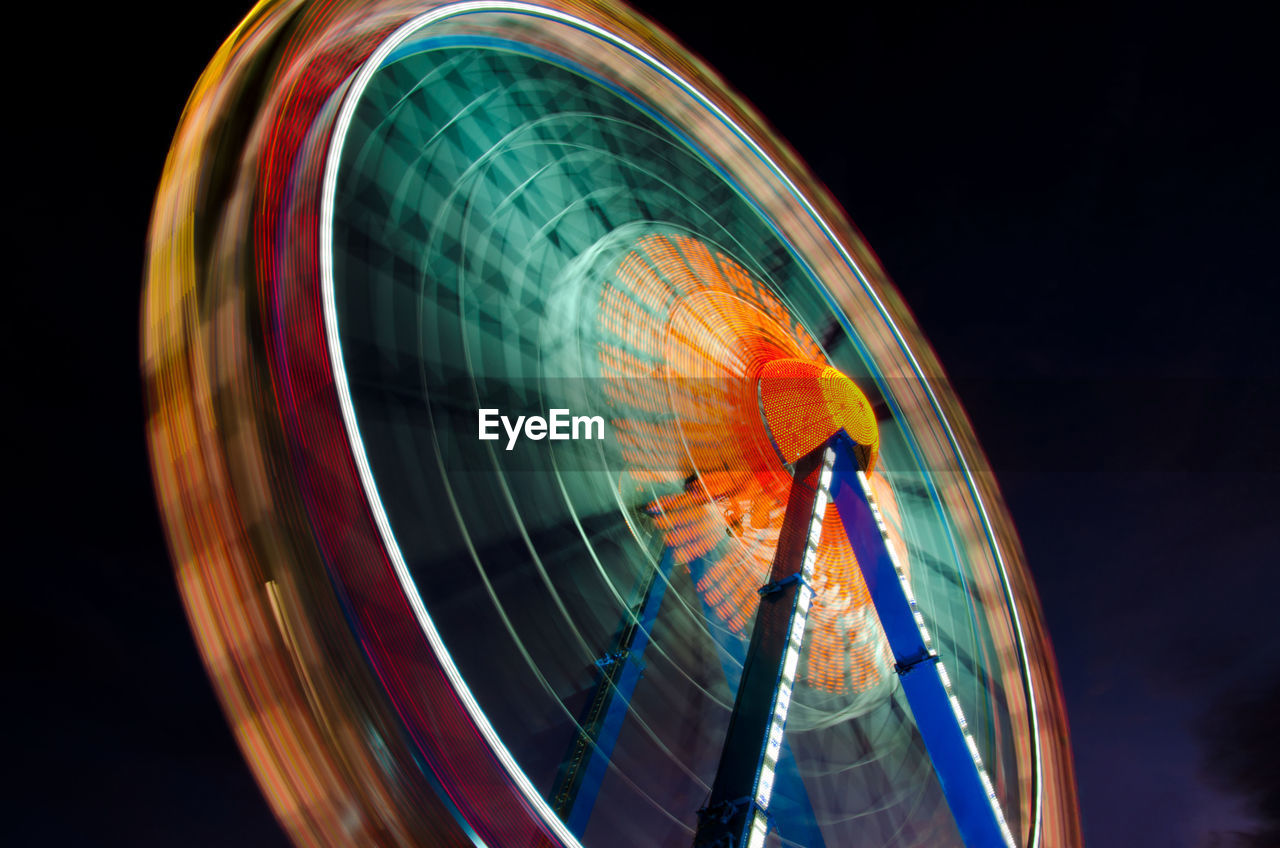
[143,2,1081,847]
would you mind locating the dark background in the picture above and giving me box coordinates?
[11,0,1278,845]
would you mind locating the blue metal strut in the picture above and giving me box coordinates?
[551,547,675,836]
[826,429,1016,848]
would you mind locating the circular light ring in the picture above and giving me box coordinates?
[320,7,1062,843]
[143,1,1083,846]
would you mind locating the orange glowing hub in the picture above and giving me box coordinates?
[757,358,879,473]
[600,232,902,694]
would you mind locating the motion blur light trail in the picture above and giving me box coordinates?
[143,1,1082,847]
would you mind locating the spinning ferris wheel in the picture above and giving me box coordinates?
[143,2,1081,847]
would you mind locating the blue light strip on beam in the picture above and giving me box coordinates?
[826,430,1016,848]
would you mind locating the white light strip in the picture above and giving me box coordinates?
[320,5,1041,846]
[746,810,769,848]
[753,450,833,813]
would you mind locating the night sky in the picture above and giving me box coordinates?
[12,1,1278,846]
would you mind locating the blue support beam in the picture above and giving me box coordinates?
[552,547,675,836]
[826,430,1015,848]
